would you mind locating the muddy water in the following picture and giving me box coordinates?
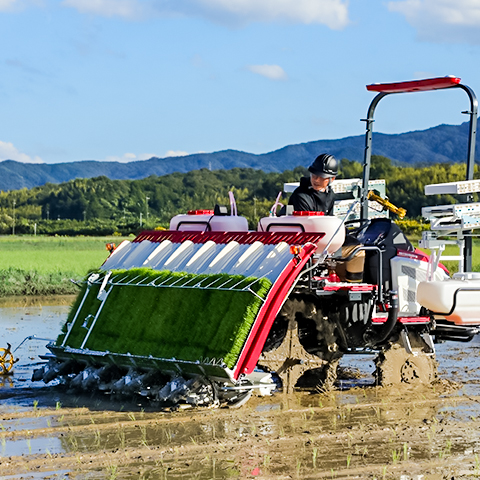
[1,298,480,479]
[0,296,73,400]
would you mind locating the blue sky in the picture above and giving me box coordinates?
[1,0,480,164]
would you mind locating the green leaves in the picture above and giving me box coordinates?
[0,160,478,234]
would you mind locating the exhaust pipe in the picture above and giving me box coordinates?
[432,323,480,343]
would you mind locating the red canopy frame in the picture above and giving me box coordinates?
[367,76,461,94]
[361,76,478,271]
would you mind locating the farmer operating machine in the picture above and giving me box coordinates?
[34,77,480,407]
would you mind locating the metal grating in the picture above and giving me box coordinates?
[401,265,417,280]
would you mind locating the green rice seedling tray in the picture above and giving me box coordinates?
[54,269,272,373]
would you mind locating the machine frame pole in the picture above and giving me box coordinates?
[361,78,478,271]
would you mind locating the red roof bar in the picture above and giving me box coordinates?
[367,76,461,94]
[134,229,325,246]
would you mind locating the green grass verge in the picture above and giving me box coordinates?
[58,269,273,369]
[0,235,130,295]
[0,267,80,296]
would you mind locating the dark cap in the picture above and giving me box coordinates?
[308,153,338,178]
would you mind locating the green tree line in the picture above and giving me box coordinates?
[0,156,477,236]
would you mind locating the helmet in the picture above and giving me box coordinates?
[308,154,338,178]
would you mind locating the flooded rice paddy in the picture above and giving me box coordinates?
[1,297,480,479]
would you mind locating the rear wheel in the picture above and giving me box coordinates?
[374,333,437,386]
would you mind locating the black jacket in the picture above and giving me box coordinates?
[288,176,335,215]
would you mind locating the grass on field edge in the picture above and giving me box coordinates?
[0,267,83,296]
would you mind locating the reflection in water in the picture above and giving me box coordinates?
[0,297,69,392]
[0,375,14,388]
[1,435,63,458]
[0,295,76,308]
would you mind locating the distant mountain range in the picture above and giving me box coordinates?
[1,121,476,191]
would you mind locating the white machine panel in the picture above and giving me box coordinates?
[425,179,480,196]
[422,203,480,230]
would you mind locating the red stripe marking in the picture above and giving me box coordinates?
[323,285,376,292]
[371,316,431,324]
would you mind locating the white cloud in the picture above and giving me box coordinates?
[0,0,44,12]
[93,151,192,163]
[165,150,189,157]
[189,0,350,28]
[102,152,156,163]
[246,64,287,80]
[63,0,350,28]
[0,141,44,163]
[61,0,144,19]
[0,0,17,10]
[389,0,480,43]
